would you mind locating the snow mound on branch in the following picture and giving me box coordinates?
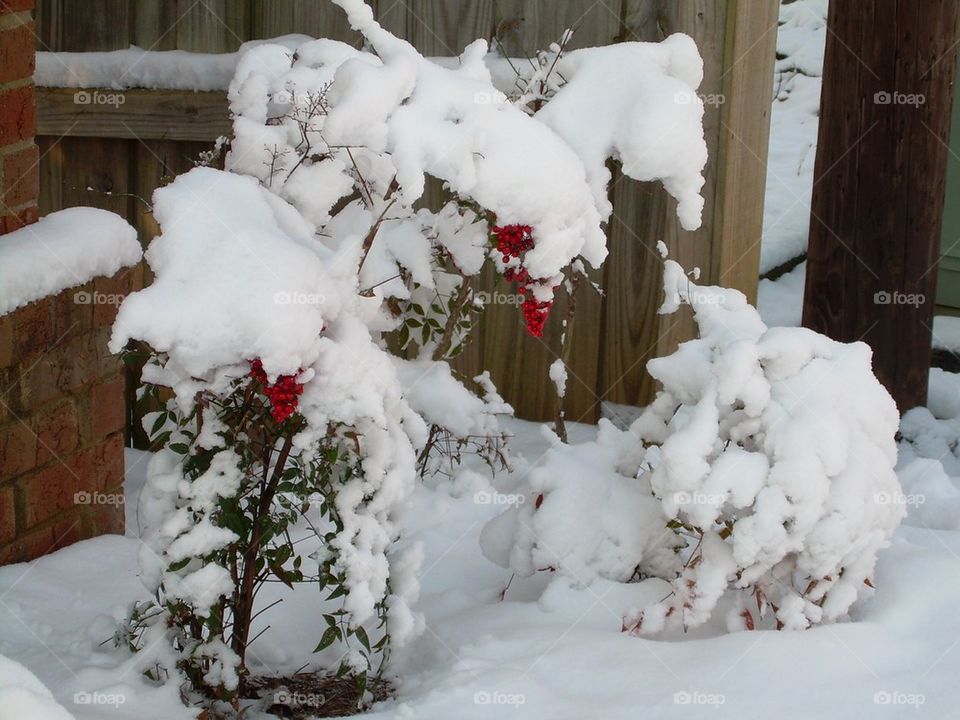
[0,208,140,316]
[227,0,707,286]
[109,166,348,379]
[629,260,903,631]
[479,421,678,583]
[0,654,75,720]
[392,358,511,439]
[537,35,708,230]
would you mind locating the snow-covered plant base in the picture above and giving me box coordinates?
[484,258,904,633]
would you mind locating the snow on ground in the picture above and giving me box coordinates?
[932,315,960,353]
[760,0,826,276]
[0,208,140,316]
[757,260,805,327]
[3,408,960,719]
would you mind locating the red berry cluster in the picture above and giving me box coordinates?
[249,359,304,423]
[494,224,534,261]
[493,224,553,338]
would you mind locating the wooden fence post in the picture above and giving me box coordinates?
[802,1,960,412]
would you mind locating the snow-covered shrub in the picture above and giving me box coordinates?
[108,0,709,707]
[626,260,903,631]
[111,169,426,703]
[484,258,904,633]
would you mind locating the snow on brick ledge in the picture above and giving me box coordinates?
[0,208,141,316]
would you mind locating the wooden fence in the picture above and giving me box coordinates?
[34,0,778,431]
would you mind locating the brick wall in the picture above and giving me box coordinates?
[0,0,37,233]
[0,0,129,564]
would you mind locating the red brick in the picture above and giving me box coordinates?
[0,1,35,14]
[92,271,131,326]
[91,492,124,535]
[92,432,124,492]
[50,282,93,341]
[22,331,113,408]
[0,484,14,544]
[1,143,38,209]
[0,21,35,84]
[0,204,36,234]
[0,417,35,479]
[0,514,85,565]
[35,400,78,464]
[19,459,80,527]
[0,85,34,146]
[11,294,51,358]
[90,374,125,438]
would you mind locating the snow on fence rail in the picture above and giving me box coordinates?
[32,0,779,427]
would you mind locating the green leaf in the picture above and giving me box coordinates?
[354,626,371,651]
[150,413,167,437]
[326,585,348,600]
[313,625,340,652]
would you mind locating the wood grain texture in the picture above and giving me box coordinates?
[36,0,129,51]
[803,0,960,412]
[713,0,779,300]
[36,87,232,142]
[131,0,180,51]
[493,0,621,56]
[175,0,249,52]
[377,0,495,56]
[250,0,356,43]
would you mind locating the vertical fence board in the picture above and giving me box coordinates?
[713,0,779,299]
[377,0,495,56]
[599,0,776,410]
[176,0,249,52]
[132,0,180,50]
[250,0,356,42]
[37,0,129,51]
[493,0,621,56]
